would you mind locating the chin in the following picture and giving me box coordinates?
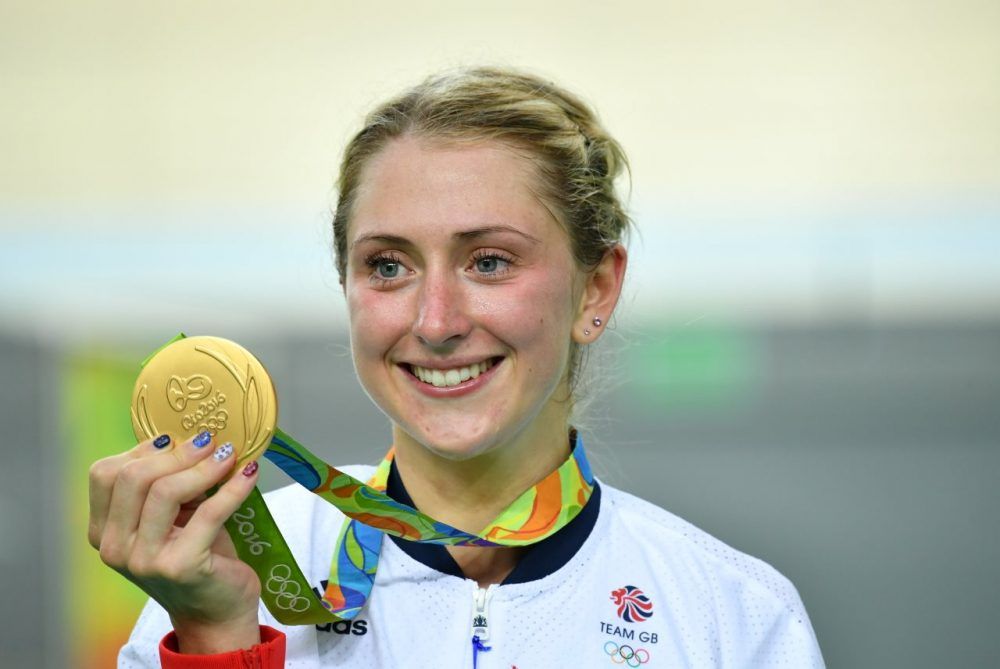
[398,421,507,463]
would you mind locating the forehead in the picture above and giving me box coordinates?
[349,135,563,243]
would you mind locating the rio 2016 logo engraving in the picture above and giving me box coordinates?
[167,374,211,411]
[165,374,229,434]
[265,564,311,613]
[180,392,228,433]
[231,506,272,556]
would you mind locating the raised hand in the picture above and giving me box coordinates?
[88,431,263,654]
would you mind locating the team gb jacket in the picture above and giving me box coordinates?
[119,464,825,668]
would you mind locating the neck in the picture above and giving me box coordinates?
[391,401,572,539]
[393,407,572,587]
[446,544,526,588]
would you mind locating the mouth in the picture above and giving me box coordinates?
[403,357,504,389]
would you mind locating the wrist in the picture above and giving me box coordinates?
[170,611,261,655]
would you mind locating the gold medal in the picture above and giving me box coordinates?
[131,336,278,463]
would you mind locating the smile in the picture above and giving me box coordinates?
[407,358,501,388]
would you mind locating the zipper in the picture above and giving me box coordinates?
[471,584,496,668]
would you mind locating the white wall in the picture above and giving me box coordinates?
[2,0,998,337]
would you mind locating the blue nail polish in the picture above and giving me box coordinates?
[153,434,171,449]
[192,431,212,448]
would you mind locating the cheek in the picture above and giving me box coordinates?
[347,288,409,362]
[476,270,577,361]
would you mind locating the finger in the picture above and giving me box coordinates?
[174,493,210,529]
[99,431,216,567]
[169,453,260,560]
[131,440,241,564]
[102,431,216,552]
[88,433,174,550]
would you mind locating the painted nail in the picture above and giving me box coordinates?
[242,461,259,477]
[153,434,171,449]
[192,431,212,448]
[212,442,234,462]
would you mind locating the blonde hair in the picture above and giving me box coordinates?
[331,66,632,386]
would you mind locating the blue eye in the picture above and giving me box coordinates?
[363,252,406,285]
[472,253,512,276]
[376,260,401,278]
[475,256,502,273]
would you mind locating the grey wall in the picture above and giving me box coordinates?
[0,334,64,667]
[2,322,997,667]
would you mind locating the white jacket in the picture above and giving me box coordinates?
[120,466,824,668]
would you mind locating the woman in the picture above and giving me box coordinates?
[94,67,824,667]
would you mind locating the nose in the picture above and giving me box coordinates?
[411,269,472,348]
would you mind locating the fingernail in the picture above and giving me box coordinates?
[242,461,259,477]
[212,442,234,462]
[192,431,212,448]
[153,434,171,449]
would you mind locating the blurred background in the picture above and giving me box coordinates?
[1,1,998,667]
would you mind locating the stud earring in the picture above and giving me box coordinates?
[583,328,591,336]
[592,316,602,327]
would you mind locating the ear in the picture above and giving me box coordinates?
[571,244,628,345]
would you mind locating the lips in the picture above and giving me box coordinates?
[406,357,501,388]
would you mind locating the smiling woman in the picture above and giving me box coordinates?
[102,67,824,668]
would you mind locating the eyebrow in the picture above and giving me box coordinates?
[351,225,541,250]
[350,233,411,250]
[455,225,541,244]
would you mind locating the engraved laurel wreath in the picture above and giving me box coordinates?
[133,383,156,442]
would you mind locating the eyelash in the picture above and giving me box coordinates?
[361,249,516,288]
[469,250,515,279]
[364,251,405,288]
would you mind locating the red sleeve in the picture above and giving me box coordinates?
[159,625,286,668]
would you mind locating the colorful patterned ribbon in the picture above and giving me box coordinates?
[223,427,595,624]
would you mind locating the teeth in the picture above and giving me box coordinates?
[411,360,495,388]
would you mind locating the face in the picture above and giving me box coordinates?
[344,135,585,461]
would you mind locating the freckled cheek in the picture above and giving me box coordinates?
[475,289,574,384]
[475,279,575,340]
[347,291,412,362]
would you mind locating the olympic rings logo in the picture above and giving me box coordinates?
[604,641,650,666]
[264,564,311,613]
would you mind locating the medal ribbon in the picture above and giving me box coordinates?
[223,427,595,624]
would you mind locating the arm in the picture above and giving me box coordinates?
[119,596,288,669]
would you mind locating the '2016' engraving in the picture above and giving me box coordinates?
[232,506,272,556]
[180,391,229,433]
